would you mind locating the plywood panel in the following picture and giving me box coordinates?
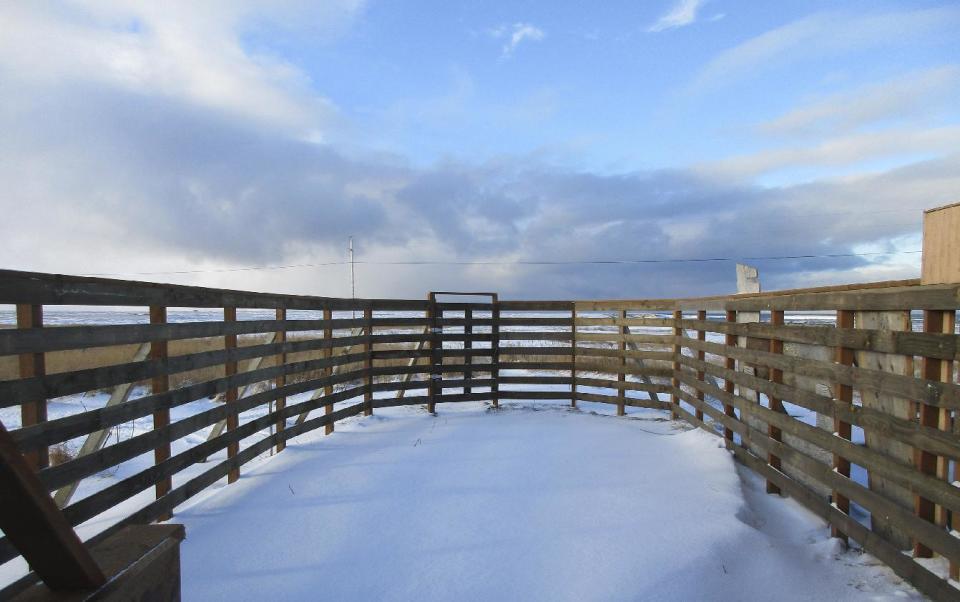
[922,202,960,285]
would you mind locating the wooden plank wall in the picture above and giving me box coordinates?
[0,270,958,600]
[674,283,960,601]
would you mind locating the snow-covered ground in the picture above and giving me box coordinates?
[169,401,922,601]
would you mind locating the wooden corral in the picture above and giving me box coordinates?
[0,268,958,600]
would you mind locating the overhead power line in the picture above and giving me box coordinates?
[79,249,922,278]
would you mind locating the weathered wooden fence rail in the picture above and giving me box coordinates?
[1,269,959,600]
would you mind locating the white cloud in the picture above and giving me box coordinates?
[490,22,545,58]
[758,65,960,137]
[0,1,364,138]
[700,126,960,179]
[647,0,706,33]
[691,7,960,90]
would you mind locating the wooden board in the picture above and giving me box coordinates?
[922,202,960,285]
[855,310,914,550]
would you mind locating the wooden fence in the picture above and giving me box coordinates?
[0,269,958,600]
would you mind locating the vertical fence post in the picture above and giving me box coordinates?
[942,310,957,579]
[224,307,239,484]
[618,309,627,416]
[671,309,682,420]
[723,310,737,445]
[766,309,785,495]
[427,293,439,414]
[149,306,172,517]
[915,309,948,557]
[695,310,706,422]
[364,308,373,416]
[492,294,500,409]
[464,308,473,395]
[570,304,577,408]
[831,309,855,542]
[323,307,334,435]
[17,303,47,470]
[275,308,287,453]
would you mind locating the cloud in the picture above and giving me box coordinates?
[0,1,362,139]
[0,3,950,300]
[1,68,948,299]
[647,0,707,33]
[490,22,545,58]
[758,66,960,137]
[701,125,960,179]
[691,7,960,91]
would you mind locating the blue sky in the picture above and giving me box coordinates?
[1,1,959,298]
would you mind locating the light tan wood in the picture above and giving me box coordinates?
[922,202,960,285]
[855,310,914,550]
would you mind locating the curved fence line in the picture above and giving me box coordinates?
[0,270,958,600]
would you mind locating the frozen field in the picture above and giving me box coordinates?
[169,402,921,601]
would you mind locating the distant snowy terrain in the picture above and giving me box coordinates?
[170,402,922,601]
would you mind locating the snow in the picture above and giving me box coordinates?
[169,402,923,601]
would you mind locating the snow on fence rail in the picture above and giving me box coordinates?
[0,269,959,600]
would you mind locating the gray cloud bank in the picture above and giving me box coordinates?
[1,4,955,300]
[2,77,946,300]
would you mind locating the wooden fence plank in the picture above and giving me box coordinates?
[492,296,501,409]
[17,303,47,470]
[618,309,627,416]
[723,311,737,444]
[856,310,914,550]
[571,308,577,408]
[464,309,473,396]
[275,308,287,453]
[915,310,947,557]
[0,421,105,591]
[766,310,784,495]
[364,308,373,417]
[428,294,439,414]
[832,309,855,542]
[224,307,239,484]
[53,342,151,509]
[149,306,171,519]
[324,308,334,435]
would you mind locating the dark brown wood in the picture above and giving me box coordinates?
[0,317,420,357]
[674,384,960,565]
[680,318,959,362]
[832,309,854,542]
[0,421,105,590]
[224,307,239,484]
[323,308,334,435]
[275,308,287,453]
[723,311,737,444]
[915,310,944,557]
[0,268,429,311]
[766,310,784,495]
[363,308,374,417]
[670,310,682,420]
[13,349,376,451]
[679,335,960,411]
[618,309,627,417]
[676,353,960,462]
[17,304,47,470]
[464,309,473,395]
[675,369,960,515]
[0,330,438,409]
[148,306,171,519]
[673,406,960,602]
[570,308,577,408]
[695,310,706,421]
[491,296,501,409]
[427,294,439,414]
